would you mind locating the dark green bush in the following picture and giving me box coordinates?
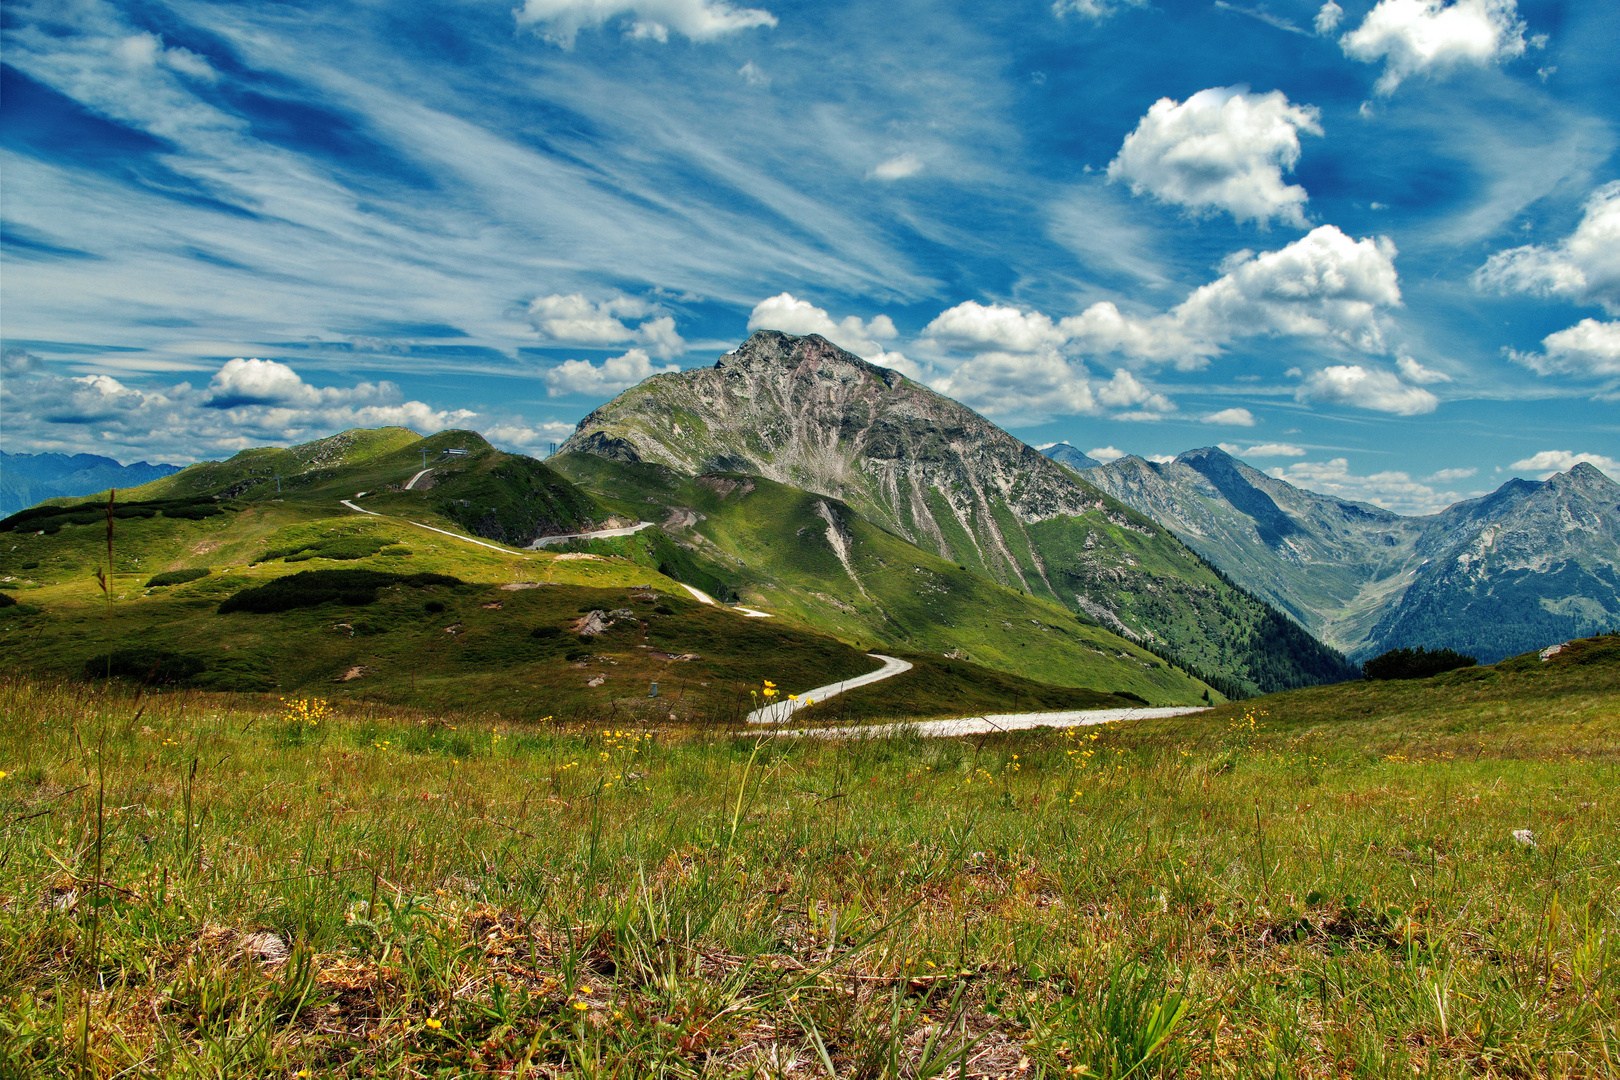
[0,593,15,608]
[146,568,212,588]
[653,605,674,616]
[531,625,562,639]
[425,600,446,613]
[160,504,224,520]
[564,648,592,661]
[82,649,207,685]
[219,570,464,615]
[1362,646,1476,681]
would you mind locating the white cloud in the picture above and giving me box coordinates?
[1203,407,1256,426]
[737,60,769,87]
[1314,1,1344,34]
[1268,458,1477,514]
[1095,369,1175,413]
[1474,182,1620,315]
[1052,0,1147,20]
[1107,87,1323,227]
[1510,319,1620,377]
[870,154,924,181]
[114,32,217,81]
[747,293,902,361]
[1428,466,1477,481]
[919,226,1404,412]
[922,302,1067,354]
[481,419,579,452]
[1088,446,1128,463]
[527,293,685,358]
[1341,0,1528,96]
[1174,226,1402,354]
[1396,354,1452,383]
[515,0,776,47]
[928,351,1094,424]
[1296,364,1439,414]
[0,358,476,463]
[1145,453,1178,464]
[1220,441,1306,456]
[1509,450,1620,480]
[542,348,680,398]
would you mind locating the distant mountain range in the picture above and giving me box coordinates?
[1,452,181,517]
[1066,445,1620,663]
[560,331,1356,696]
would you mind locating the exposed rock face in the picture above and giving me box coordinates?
[563,331,1110,592]
[562,331,1358,695]
[1078,447,1620,662]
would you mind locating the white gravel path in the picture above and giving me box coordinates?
[527,521,656,548]
[746,654,914,724]
[676,583,773,618]
[787,705,1208,739]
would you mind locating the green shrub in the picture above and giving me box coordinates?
[82,649,207,685]
[653,604,674,615]
[531,625,562,639]
[218,570,464,615]
[1363,646,1476,681]
[0,593,15,608]
[146,568,212,588]
[425,600,446,613]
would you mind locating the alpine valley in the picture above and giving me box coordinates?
[1059,444,1620,663]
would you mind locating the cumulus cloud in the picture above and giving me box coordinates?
[1474,182,1620,315]
[1096,369,1175,414]
[1295,364,1439,414]
[1340,0,1528,96]
[1052,0,1147,20]
[1145,453,1178,464]
[1268,458,1477,513]
[1428,466,1477,481]
[917,224,1405,423]
[1396,354,1452,383]
[746,293,908,362]
[1219,441,1306,456]
[527,293,685,358]
[870,154,924,181]
[737,60,769,87]
[1509,319,1620,377]
[1203,407,1256,426]
[542,348,681,398]
[1314,1,1344,34]
[0,358,476,463]
[2,348,46,377]
[1509,450,1620,480]
[1108,87,1322,227]
[928,351,1094,424]
[1175,226,1403,354]
[481,419,579,453]
[515,0,776,47]
[1088,446,1128,462]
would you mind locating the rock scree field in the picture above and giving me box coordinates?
[1,634,1617,1076]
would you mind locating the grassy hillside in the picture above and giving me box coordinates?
[0,440,1175,717]
[550,454,1217,705]
[2,637,1614,1076]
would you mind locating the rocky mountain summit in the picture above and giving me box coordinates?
[561,331,1356,695]
[1074,447,1620,662]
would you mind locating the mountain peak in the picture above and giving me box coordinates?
[716,330,905,388]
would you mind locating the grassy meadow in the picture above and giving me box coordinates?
[2,635,1617,1077]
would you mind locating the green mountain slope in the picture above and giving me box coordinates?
[0,428,1182,716]
[559,330,1357,696]
[550,454,1214,704]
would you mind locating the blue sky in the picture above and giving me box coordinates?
[2,0,1616,514]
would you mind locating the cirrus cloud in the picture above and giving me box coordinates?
[515,0,777,47]
[1107,86,1322,227]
